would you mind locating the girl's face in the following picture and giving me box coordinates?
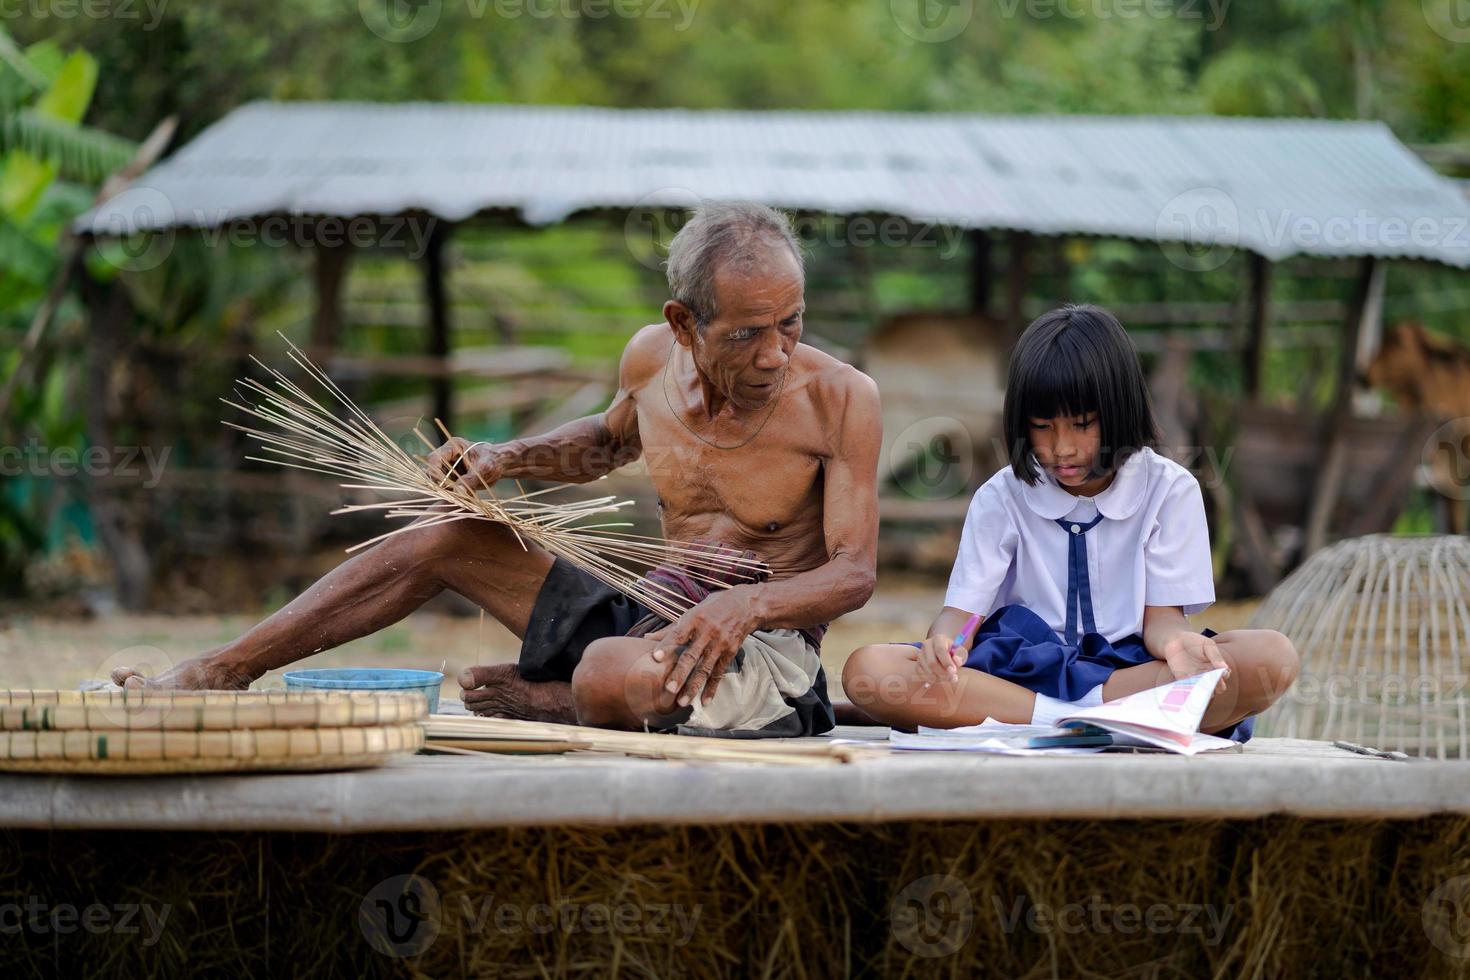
[1028,411,1111,493]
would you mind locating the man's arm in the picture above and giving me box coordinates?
[655,367,882,707]
[483,394,641,484]
[425,329,650,487]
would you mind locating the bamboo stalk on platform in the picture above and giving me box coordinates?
[222,335,767,621]
[423,714,863,766]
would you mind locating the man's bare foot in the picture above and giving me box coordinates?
[110,654,256,692]
[458,664,576,724]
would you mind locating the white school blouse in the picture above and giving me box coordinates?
[943,446,1215,643]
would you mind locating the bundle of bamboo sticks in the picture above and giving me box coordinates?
[423,713,866,766]
[224,336,764,621]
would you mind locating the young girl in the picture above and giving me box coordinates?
[843,305,1298,739]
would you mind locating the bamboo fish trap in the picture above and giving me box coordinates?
[223,336,767,621]
[1251,534,1470,758]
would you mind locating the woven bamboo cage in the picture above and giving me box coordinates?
[1251,534,1470,757]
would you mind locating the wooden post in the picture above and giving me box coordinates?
[1005,231,1031,347]
[79,255,153,610]
[967,229,992,317]
[1052,236,1072,305]
[1352,260,1386,415]
[423,223,453,429]
[1303,256,1379,558]
[1244,253,1271,401]
[310,239,352,354]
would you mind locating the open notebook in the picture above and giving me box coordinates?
[888,668,1239,756]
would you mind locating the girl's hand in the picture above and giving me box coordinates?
[910,634,967,688]
[1161,632,1230,693]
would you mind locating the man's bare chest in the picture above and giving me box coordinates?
[634,406,825,530]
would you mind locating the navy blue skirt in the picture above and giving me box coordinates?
[908,604,1254,743]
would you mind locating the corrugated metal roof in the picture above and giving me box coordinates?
[77,102,1470,268]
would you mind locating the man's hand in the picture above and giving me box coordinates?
[911,634,966,688]
[1160,632,1230,692]
[648,587,760,709]
[425,437,504,490]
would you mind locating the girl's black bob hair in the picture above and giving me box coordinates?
[1003,304,1160,486]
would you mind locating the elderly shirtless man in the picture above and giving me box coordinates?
[112,202,881,737]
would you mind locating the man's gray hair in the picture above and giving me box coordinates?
[665,202,803,329]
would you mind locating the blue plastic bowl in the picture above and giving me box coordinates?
[282,668,443,713]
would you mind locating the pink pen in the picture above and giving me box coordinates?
[949,613,982,669]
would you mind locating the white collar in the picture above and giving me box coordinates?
[1019,448,1153,522]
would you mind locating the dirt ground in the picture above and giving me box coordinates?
[0,574,1264,702]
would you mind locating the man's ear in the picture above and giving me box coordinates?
[663,300,698,349]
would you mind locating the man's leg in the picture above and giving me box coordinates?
[111,518,555,691]
[567,636,691,731]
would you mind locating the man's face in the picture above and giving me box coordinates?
[683,247,805,412]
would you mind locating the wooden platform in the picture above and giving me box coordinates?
[3,729,1468,832]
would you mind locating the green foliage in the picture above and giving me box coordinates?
[1199,49,1323,117]
[0,27,137,598]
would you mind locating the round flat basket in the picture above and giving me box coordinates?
[0,722,425,775]
[0,689,428,732]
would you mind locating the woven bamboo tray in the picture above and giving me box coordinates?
[0,723,425,775]
[0,689,428,732]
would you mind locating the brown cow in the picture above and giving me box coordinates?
[1364,321,1470,533]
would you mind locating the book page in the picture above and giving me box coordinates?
[1057,668,1227,744]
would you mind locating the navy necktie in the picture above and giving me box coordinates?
[1055,513,1105,645]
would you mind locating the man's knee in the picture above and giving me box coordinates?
[389,518,512,578]
[571,638,664,728]
[570,639,622,726]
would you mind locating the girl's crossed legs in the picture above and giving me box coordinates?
[841,629,1299,734]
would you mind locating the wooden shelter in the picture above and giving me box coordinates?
[70,103,1470,602]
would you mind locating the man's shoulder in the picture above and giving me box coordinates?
[619,324,675,387]
[798,343,878,407]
